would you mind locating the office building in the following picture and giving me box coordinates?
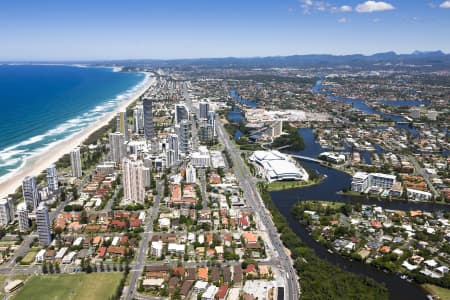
[199,101,210,120]
[0,198,14,226]
[70,147,83,178]
[36,203,52,246]
[186,164,197,184]
[143,98,154,140]
[175,104,189,124]
[122,157,146,203]
[116,110,129,141]
[109,132,126,164]
[46,164,58,192]
[17,202,30,232]
[22,176,39,212]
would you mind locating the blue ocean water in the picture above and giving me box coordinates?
[0,65,145,178]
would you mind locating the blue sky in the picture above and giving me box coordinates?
[0,0,449,60]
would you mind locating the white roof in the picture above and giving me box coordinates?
[151,240,163,249]
[194,280,208,290]
[55,247,68,259]
[73,237,83,246]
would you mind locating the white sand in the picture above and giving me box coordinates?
[0,73,155,198]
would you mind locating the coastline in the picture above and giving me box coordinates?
[0,72,154,198]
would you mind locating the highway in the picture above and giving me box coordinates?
[215,117,300,300]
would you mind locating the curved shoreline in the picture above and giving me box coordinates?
[0,71,154,197]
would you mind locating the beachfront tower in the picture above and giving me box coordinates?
[109,132,126,164]
[70,147,83,178]
[122,156,145,204]
[199,101,210,120]
[175,104,189,124]
[143,98,154,140]
[46,164,58,192]
[36,203,51,246]
[0,198,14,226]
[22,176,39,212]
[17,202,30,232]
[116,110,129,141]
[133,104,144,133]
[177,120,190,154]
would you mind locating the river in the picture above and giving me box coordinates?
[270,128,450,300]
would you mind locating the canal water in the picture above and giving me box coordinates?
[271,128,449,300]
[312,79,427,137]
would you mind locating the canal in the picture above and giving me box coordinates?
[271,128,449,299]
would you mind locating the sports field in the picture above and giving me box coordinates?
[13,273,123,300]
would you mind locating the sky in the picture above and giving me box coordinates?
[0,0,449,60]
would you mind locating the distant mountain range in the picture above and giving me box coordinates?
[4,51,450,70]
[115,50,450,69]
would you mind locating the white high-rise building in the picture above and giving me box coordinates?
[143,98,154,140]
[166,150,176,168]
[186,164,197,184]
[177,120,190,154]
[122,157,146,203]
[0,198,14,226]
[133,104,144,133]
[143,167,151,188]
[36,203,51,246]
[109,132,126,164]
[70,147,83,178]
[168,134,179,163]
[17,202,30,232]
[175,104,189,124]
[46,164,58,192]
[22,176,39,212]
[199,101,210,120]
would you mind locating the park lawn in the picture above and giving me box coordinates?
[267,179,320,191]
[13,273,123,300]
[20,250,38,265]
[422,284,450,300]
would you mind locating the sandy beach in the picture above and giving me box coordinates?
[0,73,155,198]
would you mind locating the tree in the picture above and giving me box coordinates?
[42,262,48,274]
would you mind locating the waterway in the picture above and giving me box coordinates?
[312,79,426,137]
[271,128,448,300]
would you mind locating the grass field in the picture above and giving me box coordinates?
[13,273,123,300]
[422,284,450,300]
[267,179,321,191]
[20,249,38,265]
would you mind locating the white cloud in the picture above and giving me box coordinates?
[355,1,395,13]
[340,5,353,12]
[300,0,313,14]
[440,1,450,8]
[338,17,350,23]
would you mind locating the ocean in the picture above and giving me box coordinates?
[0,64,145,180]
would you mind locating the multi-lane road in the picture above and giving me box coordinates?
[125,180,163,300]
[215,116,300,300]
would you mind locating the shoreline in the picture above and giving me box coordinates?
[0,72,154,198]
